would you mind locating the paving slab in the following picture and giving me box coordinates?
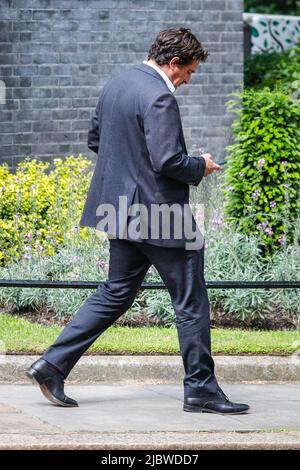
[0,383,299,449]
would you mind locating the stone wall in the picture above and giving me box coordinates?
[0,0,244,168]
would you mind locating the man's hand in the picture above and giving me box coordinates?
[201,153,222,176]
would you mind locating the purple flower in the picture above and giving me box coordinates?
[97,260,108,270]
[24,233,32,239]
[258,221,270,231]
[211,217,223,226]
[23,253,31,260]
[35,241,43,252]
[15,212,22,219]
[252,189,260,200]
[226,186,234,192]
[279,235,286,246]
[239,171,244,177]
[283,183,290,189]
[281,161,288,166]
[258,158,265,168]
[270,201,276,209]
[265,227,273,236]
[74,226,79,233]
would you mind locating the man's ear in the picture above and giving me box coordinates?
[169,57,181,70]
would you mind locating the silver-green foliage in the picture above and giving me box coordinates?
[0,226,299,327]
[0,232,109,319]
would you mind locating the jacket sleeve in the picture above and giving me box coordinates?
[144,93,206,186]
[87,99,101,154]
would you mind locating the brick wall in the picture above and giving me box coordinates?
[0,0,244,168]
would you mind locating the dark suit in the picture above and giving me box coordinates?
[43,64,219,397]
[80,64,205,248]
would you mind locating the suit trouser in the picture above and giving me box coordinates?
[43,238,219,397]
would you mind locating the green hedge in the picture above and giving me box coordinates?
[224,88,300,253]
[244,40,300,91]
[245,0,300,16]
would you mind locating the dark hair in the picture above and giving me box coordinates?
[148,27,209,65]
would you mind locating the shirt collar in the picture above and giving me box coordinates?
[142,60,175,93]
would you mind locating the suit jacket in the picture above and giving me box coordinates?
[80,63,206,249]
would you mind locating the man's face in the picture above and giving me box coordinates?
[170,59,200,88]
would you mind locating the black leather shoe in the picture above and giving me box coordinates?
[183,389,249,415]
[26,358,78,407]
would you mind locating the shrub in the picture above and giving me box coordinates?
[0,156,93,266]
[244,40,300,91]
[0,235,109,318]
[245,0,300,16]
[223,88,300,253]
[1,227,299,328]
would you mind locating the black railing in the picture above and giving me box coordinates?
[0,280,299,289]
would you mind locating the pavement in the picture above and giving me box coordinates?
[0,355,299,450]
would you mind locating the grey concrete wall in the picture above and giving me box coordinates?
[0,0,244,168]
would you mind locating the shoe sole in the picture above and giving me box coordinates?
[183,404,249,415]
[26,368,78,408]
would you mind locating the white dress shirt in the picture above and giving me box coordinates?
[143,60,175,93]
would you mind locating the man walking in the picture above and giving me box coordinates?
[27,28,249,415]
